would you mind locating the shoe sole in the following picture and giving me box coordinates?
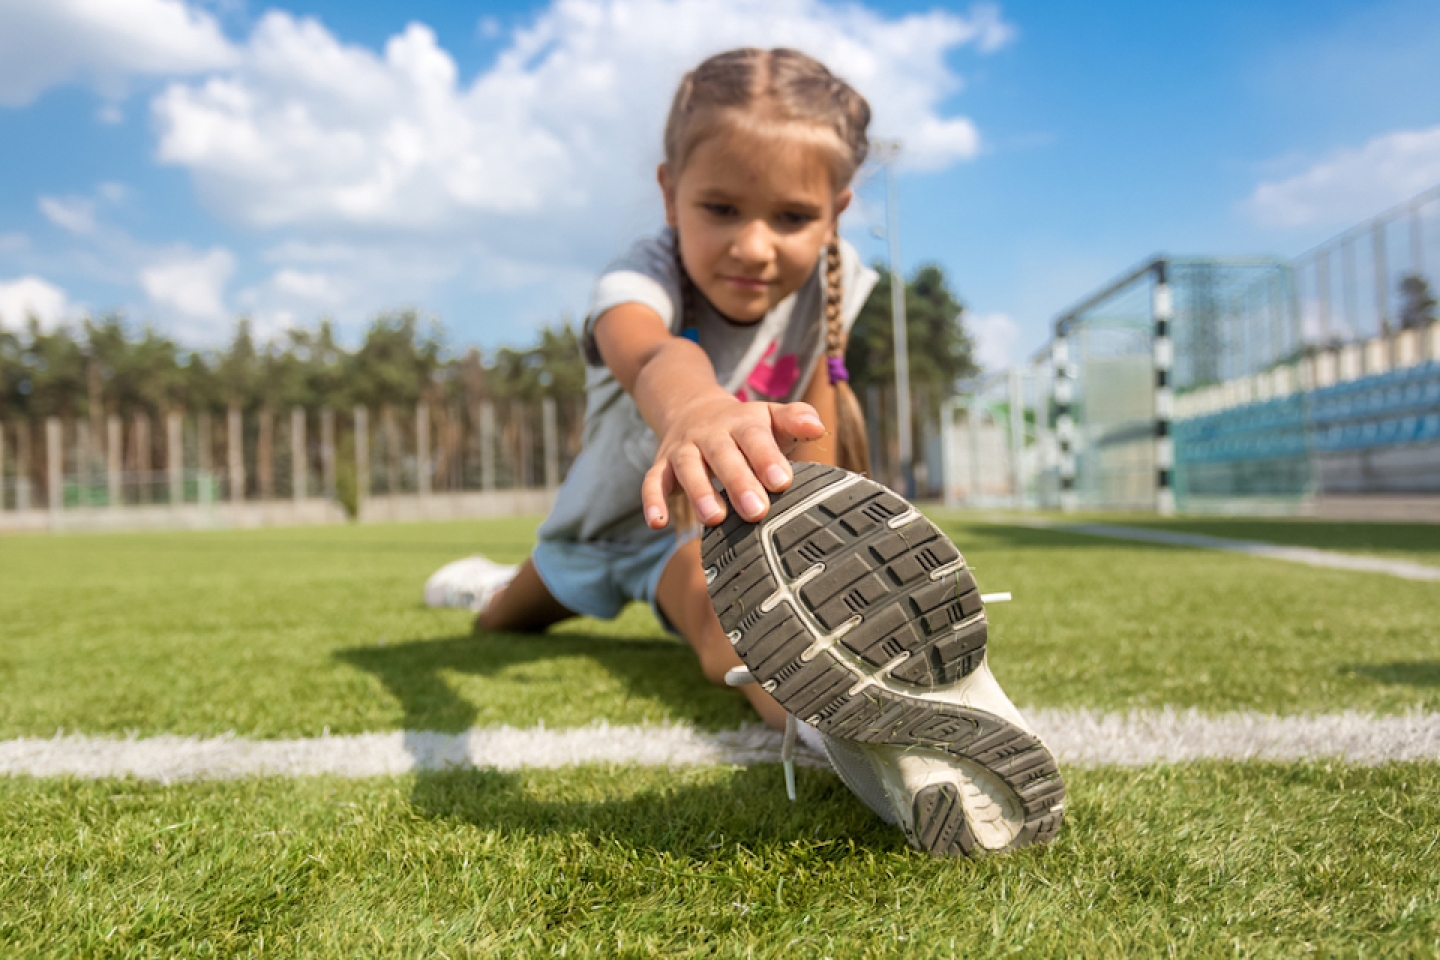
[702,462,1065,857]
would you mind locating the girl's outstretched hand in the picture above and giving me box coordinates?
[641,396,827,528]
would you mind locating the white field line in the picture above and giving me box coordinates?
[1057,523,1440,583]
[3,710,1440,782]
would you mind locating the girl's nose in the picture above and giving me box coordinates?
[730,220,774,264]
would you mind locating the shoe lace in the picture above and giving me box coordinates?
[722,590,1013,803]
[725,665,800,801]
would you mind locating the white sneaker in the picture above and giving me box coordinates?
[423,556,517,614]
[703,463,1065,857]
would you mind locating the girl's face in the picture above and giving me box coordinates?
[659,124,851,323]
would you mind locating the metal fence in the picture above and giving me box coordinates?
[945,184,1440,514]
[0,398,584,527]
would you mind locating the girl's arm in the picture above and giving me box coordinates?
[592,302,827,528]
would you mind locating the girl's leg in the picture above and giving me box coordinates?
[475,558,576,633]
[655,537,789,730]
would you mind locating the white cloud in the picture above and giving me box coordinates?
[0,276,73,331]
[969,310,1019,371]
[139,246,235,322]
[272,268,339,303]
[5,0,1013,343]
[39,195,98,235]
[0,0,236,106]
[152,0,1008,256]
[1245,125,1440,230]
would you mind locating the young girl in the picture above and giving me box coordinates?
[427,47,1064,857]
[428,47,876,730]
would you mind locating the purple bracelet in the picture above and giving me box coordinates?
[827,355,850,385]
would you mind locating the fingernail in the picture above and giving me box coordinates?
[645,505,665,527]
[739,491,765,519]
[765,464,790,489]
[796,413,822,430]
[698,496,722,521]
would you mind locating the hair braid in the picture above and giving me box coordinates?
[823,244,871,476]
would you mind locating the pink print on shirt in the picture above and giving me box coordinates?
[735,342,800,402]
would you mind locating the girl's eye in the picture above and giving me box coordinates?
[778,211,817,228]
[702,202,737,218]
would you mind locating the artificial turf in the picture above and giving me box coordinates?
[1,516,1438,740]
[3,515,1439,956]
[2,762,1437,957]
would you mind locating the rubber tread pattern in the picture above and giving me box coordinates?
[703,462,1065,857]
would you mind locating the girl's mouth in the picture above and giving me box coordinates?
[721,275,774,292]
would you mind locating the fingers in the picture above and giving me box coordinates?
[671,446,726,525]
[732,419,792,494]
[647,400,829,529]
[641,460,674,528]
[642,453,730,528]
[704,433,771,522]
[772,402,826,445]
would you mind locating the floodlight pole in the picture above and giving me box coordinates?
[875,140,913,497]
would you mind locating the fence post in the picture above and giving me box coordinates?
[76,420,92,496]
[15,422,31,511]
[257,407,274,500]
[512,401,531,488]
[480,401,496,491]
[227,404,245,502]
[46,417,63,518]
[1053,337,1076,513]
[940,398,957,506]
[379,406,397,495]
[1035,368,1054,504]
[1152,261,1176,516]
[167,410,184,506]
[1008,368,1025,508]
[353,406,370,505]
[542,397,559,491]
[197,409,212,497]
[416,403,430,496]
[321,409,335,499]
[133,412,151,503]
[0,423,5,511]
[291,407,306,501]
[107,415,122,507]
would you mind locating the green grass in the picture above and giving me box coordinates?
[4,516,1440,955]
[2,516,1439,740]
[3,763,1438,957]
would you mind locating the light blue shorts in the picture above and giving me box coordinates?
[531,533,694,632]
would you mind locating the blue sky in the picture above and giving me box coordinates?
[2,0,1438,368]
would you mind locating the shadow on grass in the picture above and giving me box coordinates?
[335,629,746,732]
[335,631,898,856]
[1342,661,1440,688]
[407,765,901,859]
